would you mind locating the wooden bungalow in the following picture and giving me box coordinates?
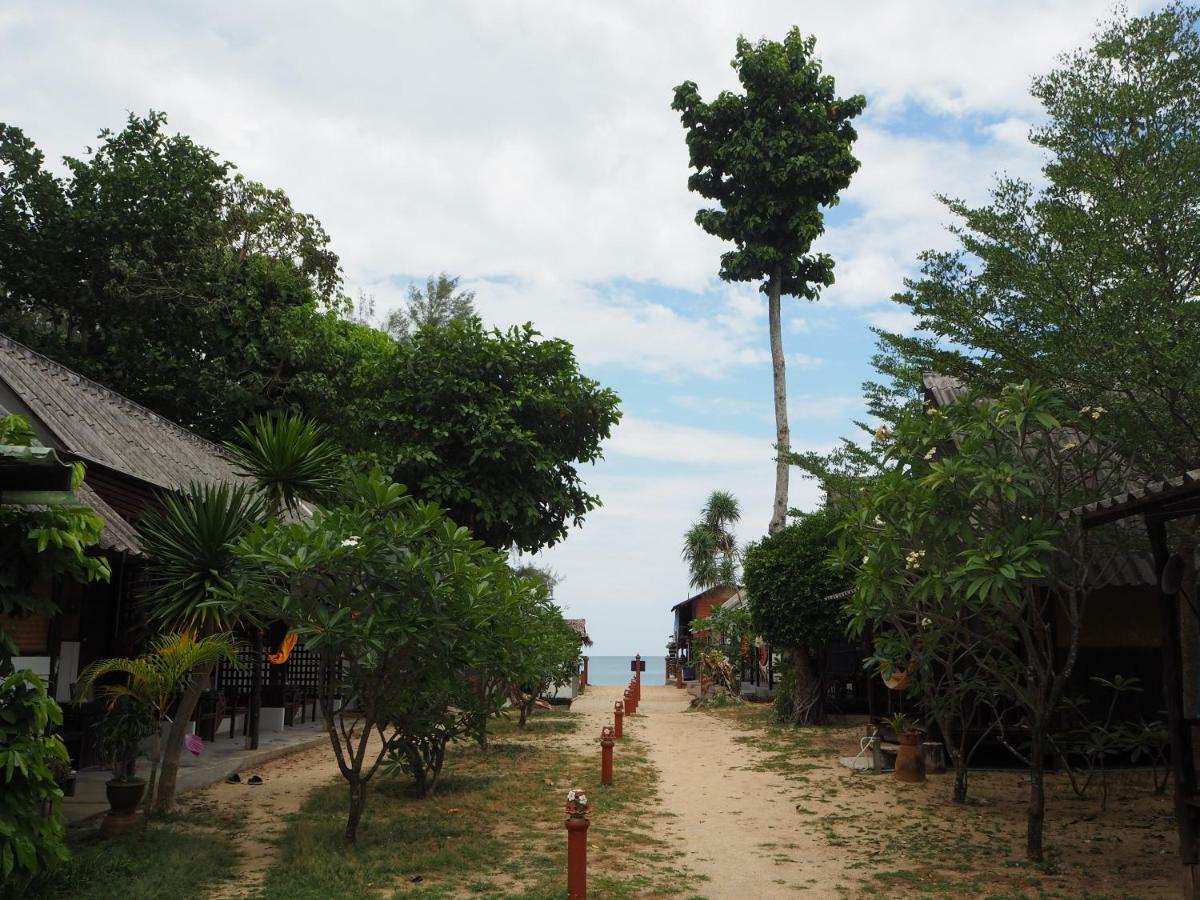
[668,584,739,681]
[0,334,321,765]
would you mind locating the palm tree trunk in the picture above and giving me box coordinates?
[767,265,790,535]
[153,667,208,814]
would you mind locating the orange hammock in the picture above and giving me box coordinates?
[267,633,298,665]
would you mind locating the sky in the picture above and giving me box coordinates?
[1,0,1153,655]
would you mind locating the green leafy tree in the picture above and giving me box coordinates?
[876,3,1200,478]
[0,671,70,890]
[841,383,1126,861]
[673,29,865,534]
[0,415,108,890]
[227,472,556,839]
[369,318,621,552]
[385,273,477,339]
[743,507,849,724]
[0,111,348,439]
[681,490,741,590]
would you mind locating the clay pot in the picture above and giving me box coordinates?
[105,777,146,815]
[894,731,926,783]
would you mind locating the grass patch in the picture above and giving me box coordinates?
[25,823,236,900]
[257,708,695,898]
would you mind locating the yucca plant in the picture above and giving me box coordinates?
[224,412,341,515]
[75,632,240,826]
[136,413,339,813]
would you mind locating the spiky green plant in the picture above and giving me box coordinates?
[139,482,267,632]
[224,412,341,514]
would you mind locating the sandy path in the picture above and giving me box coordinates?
[179,738,341,899]
[636,684,848,899]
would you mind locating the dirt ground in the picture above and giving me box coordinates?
[178,736,342,898]
[175,684,1176,899]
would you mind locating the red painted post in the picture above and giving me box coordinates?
[675,661,684,689]
[624,687,634,716]
[634,653,642,702]
[600,725,614,786]
[565,789,590,900]
[614,700,624,738]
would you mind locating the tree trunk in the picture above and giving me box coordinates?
[344,777,367,843]
[153,667,208,814]
[790,645,823,725]
[1027,734,1046,862]
[144,732,161,830]
[767,266,790,535]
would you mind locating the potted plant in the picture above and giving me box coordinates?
[883,712,926,783]
[94,697,155,818]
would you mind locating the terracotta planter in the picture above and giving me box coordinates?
[105,777,146,815]
[894,732,926,783]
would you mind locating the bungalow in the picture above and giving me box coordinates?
[668,584,739,682]
[0,334,320,764]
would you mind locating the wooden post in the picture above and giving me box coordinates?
[581,656,588,691]
[600,725,614,786]
[614,700,624,739]
[565,789,590,900]
[676,660,684,689]
[1147,516,1200,897]
[634,653,642,702]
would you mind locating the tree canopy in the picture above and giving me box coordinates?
[873,3,1200,476]
[673,29,865,533]
[368,317,621,552]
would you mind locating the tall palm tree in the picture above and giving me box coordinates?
[76,632,240,826]
[681,490,741,590]
[137,413,339,813]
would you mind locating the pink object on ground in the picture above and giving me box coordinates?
[185,734,204,756]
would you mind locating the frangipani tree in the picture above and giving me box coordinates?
[227,472,555,840]
[840,382,1126,861]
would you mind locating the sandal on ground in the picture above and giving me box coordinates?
[247,775,263,785]
[225,773,241,784]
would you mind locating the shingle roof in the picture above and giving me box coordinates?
[76,483,144,557]
[0,334,238,491]
[565,618,593,646]
[922,373,969,408]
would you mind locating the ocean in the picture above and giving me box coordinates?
[585,655,667,686]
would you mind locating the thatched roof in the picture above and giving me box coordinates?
[565,618,593,646]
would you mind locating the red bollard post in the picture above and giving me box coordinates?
[600,725,614,786]
[624,687,635,716]
[614,700,624,738]
[565,789,590,900]
[675,661,684,689]
[634,653,642,702]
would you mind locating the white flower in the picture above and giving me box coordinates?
[920,617,932,628]
[341,537,361,548]
[862,555,870,565]
[905,549,926,571]
[874,516,884,526]
[1091,406,1106,420]
[924,447,937,461]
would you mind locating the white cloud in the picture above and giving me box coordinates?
[864,310,921,334]
[607,416,777,467]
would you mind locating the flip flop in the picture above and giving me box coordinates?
[247,775,263,785]
[225,773,241,784]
